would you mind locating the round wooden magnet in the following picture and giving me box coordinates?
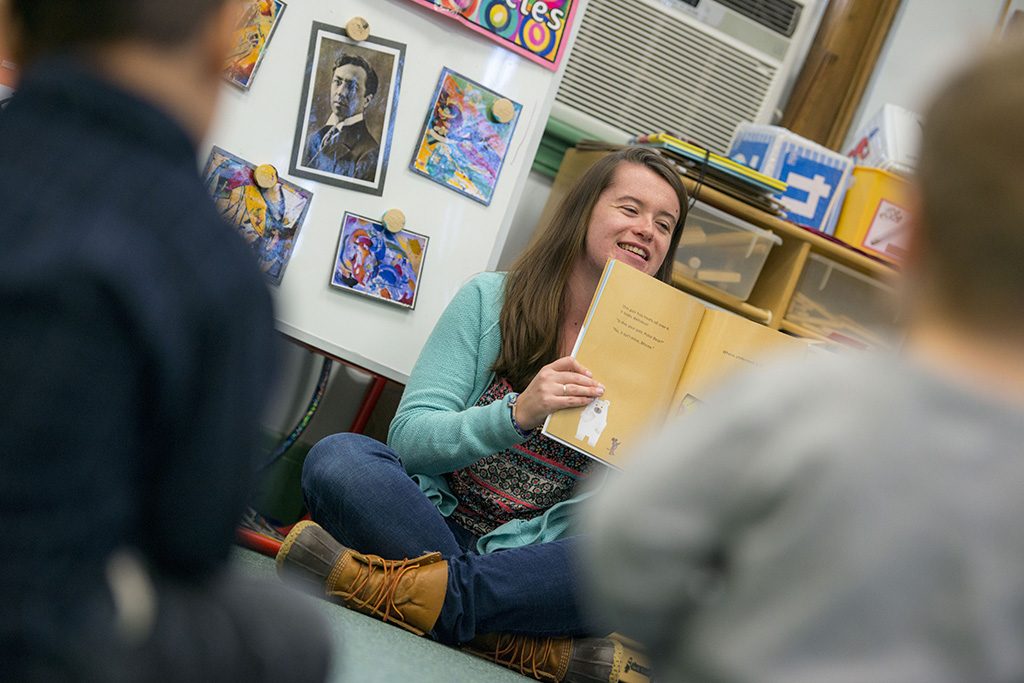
[382,208,406,234]
[491,98,516,124]
[346,17,371,42]
[254,164,279,189]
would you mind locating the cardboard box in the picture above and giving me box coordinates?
[728,123,853,235]
[845,104,922,176]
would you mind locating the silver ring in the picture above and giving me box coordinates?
[562,384,568,396]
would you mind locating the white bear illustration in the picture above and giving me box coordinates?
[575,398,610,447]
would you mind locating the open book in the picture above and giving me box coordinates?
[542,259,810,468]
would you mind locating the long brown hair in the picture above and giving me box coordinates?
[494,147,689,390]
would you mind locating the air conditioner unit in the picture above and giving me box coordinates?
[553,0,822,154]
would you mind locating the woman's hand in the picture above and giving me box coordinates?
[513,356,604,431]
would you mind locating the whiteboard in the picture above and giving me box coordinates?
[204,0,582,383]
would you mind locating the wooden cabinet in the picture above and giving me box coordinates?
[536,148,901,346]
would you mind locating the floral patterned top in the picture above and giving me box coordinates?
[446,378,594,537]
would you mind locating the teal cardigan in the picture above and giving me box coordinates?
[387,272,604,553]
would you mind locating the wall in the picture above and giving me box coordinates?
[496,170,555,269]
[844,0,1005,147]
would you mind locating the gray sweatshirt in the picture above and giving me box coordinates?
[585,353,1024,683]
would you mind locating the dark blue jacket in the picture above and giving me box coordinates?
[0,57,278,671]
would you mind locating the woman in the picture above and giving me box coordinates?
[278,147,688,682]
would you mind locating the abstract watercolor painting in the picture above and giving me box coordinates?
[224,0,287,90]
[410,67,522,206]
[331,212,428,309]
[202,147,312,286]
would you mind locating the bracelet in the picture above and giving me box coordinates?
[506,392,533,438]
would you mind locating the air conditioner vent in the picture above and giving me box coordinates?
[717,0,802,37]
[555,0,779,153]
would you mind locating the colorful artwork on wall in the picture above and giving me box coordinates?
[331,212,428,309]
[290,21,406,196]
[202,147,313,286]
[411,68,522,206]
[224,0,287,90]
[403,0,579,71]
[0,46,18,108]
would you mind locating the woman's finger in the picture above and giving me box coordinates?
[549,371,600,389]
[555,381,604,398]
[547,356,592,377]
[552,395,598,410]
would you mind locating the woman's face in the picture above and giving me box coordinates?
[582,163,680,278]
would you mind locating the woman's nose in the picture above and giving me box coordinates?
[633,219,654,242]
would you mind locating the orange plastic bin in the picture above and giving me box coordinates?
[834,167,912,264]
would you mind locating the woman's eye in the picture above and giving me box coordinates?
[620,205,638,215]
[657,222,672,232]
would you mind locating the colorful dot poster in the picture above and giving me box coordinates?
[404,0,579,71]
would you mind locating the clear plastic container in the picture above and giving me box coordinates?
[785,253,899,349]
[674,202,782,301]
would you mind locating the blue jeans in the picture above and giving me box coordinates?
[301,433,597,644]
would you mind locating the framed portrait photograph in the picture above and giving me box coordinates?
[410,67,522,206]
[330,212,428,309]
[290,21,406,196]
[203,146,313,286]
[223,0,287,90]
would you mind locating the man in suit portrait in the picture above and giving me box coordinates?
[304,53,379,181]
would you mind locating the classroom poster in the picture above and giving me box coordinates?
[403,0,579,70]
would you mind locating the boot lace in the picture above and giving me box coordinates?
[335,554,424,626]
[489,634,560,681]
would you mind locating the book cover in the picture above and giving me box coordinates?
[542,259,808,468]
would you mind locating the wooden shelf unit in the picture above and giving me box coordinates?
[538,148,901,338]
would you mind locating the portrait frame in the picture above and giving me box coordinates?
[410,67,522,206]
[202,146,313,287]
[330,211,429,310]
[290,21,406,196]
[223,0,287,90]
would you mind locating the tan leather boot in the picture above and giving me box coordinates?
[276,520,448,636]
[464,632,654,683]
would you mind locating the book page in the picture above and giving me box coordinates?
[670,308,809,417]
[543,260,705,468]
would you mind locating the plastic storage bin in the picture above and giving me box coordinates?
[833,166,912,265]
[675,201,782,301]
[727,123,854,235]
[845,103,921,176]
[785,253,898,349]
